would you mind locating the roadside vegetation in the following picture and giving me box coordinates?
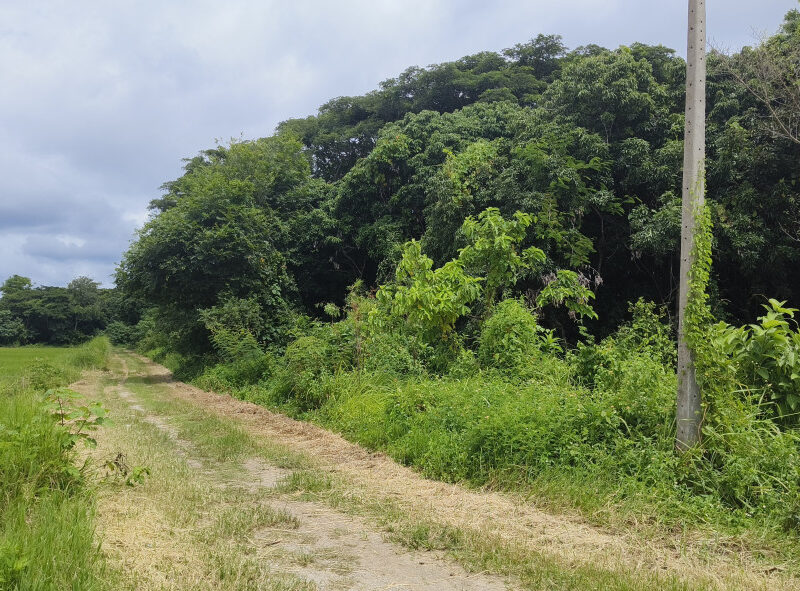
[0,338,111,589]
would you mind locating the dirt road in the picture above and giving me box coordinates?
[71,352,799,590]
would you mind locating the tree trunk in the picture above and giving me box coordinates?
[676,0,706,451]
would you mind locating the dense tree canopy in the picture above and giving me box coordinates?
[107,10,800,354]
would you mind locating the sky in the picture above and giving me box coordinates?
[1,0,797,288]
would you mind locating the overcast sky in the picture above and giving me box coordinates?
[1,0,796,288]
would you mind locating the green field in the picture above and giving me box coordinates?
[0,346,77,383]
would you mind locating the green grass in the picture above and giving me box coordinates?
[0,346,75,385]
[0,337,111,590]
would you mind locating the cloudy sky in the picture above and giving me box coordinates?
[1,0,796,288]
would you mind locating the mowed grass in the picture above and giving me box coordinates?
[0,338,111,590]
[85,355,315,590]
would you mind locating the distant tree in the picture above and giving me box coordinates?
[0,310,27,345]
[67,276,103,334]
[724,9,800,145]
[0,275,34,333]
[117,136,322,352]
[503,34,567,78]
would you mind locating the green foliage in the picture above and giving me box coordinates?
[374,240,482,344]
[0,274,115,345]
[104,320,142,347]
[119,15,800,350]
[374,208,562,362]
[684,205,715,354]
[477,299,559,371]
[713,299,800,421]
[0,310,27,345]
[536,270,598,320]
[544,46,668,143]
[361,331,425,377]
[0,340,111,588]
[199,296,267,361]
[123,9,800,550]
[459,208,545,308]
[571,299,675,387]
[43,387,109,452]
[117,136,316,355]
[570,300,676,434]
[272,323,359,410]
[103,453,152,488]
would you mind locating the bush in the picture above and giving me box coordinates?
[478,299,559,371]
[711,299,800,422]
[105,320,141,347]
[362,331,425,377]
[571,299,675,388]
[271,336,334,410]
[21,360,74,391]
[199,296,267,361]
[195,354,274,391]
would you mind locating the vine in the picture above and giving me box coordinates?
[684,203,714,353]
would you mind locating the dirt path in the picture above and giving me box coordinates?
[73,352,800,591]
[74,354,509,591]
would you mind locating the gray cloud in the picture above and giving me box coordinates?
[0,0,796,287]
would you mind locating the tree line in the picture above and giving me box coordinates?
[4,10,799,358]
[0,275,133,346]
[113,11,800,359]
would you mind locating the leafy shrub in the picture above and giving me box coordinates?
[196,354,274,391]
[478,299,559,371]
[0,390,82,497]
[566,301,677,437]
[276,336,333,409]
[105,320,141,347]
[458,207,545,308]
[21,360,73,391]
[536,269,598,320]
[199,296,267,361]
[712,299,800,421]
[593,352,675,438]
[447,348,480,379]
[571,299,674,388]
[675,381,800,528]
[374,240,482,344]
[362,331,425,377]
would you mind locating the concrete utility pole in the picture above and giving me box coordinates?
[676,0,706,451]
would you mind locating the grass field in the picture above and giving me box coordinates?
[0,346,76,383]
